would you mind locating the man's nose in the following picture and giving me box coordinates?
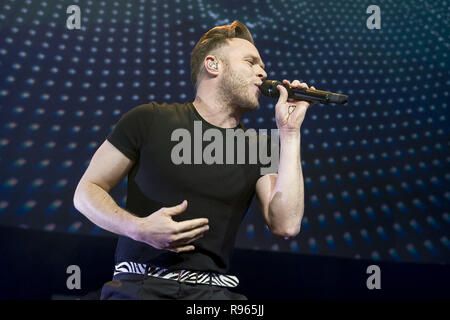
[257,67,267,81]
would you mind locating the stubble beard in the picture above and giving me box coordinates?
[218,66,259,112]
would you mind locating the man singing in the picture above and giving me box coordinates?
[73,20,315,300]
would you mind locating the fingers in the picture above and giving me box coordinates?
[164,200,188,216]
[170,231,205,247]
[276,84,288,104]
[141,200,212,254]
[283,79,309,89]
[172,223,209,241]
[176,217,209,233]
[167,245,195,253]
[279,80,311,104]
[167,226,209,253]
[292,80,308,89]
[162,201,209,229]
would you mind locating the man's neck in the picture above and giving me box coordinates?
[192,95,243,129]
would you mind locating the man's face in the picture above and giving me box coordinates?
[218,38,267,111]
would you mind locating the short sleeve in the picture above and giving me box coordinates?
[106,103,154,162]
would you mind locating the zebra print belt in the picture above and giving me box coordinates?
[113,262,239,288]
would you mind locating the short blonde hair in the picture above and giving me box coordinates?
[190,20,254,89]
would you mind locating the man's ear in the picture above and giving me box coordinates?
[204,56,219,75]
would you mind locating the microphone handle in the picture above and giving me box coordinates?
[290,88,329,104]
[287,85,348,104]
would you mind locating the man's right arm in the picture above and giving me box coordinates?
[73,139,141,239]
[73,139,210,252]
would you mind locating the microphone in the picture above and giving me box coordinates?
[260,80,348,104]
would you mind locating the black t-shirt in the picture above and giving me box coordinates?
[107,101,273,274]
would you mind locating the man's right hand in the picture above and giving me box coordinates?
[133,200,209,253]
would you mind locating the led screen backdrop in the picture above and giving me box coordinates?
[0,0,448,264]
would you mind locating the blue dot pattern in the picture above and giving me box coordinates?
[0,0,449,264]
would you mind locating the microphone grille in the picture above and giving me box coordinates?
[260,80,282,98]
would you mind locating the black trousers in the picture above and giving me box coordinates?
[100,273,248,300]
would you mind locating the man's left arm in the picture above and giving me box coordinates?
[255,79,315,238]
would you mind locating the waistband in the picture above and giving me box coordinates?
[114,261,239,288]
